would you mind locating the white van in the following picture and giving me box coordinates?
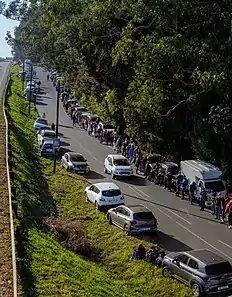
[181,160,226,198]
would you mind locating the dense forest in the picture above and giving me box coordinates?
[3,0,232,178]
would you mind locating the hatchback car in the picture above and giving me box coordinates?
[104,154,133,179]
[107,205,157,235]
[162,249,232,297]
[36,126,52,136]
[85,182,124,211]
[37,129,57,146]
[61,152,90,174]
[34,118,49,130]
[40,140,60,157]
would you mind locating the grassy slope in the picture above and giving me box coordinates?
[8,71,191,297]
[0,70,13,296]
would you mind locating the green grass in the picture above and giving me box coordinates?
[8,69,192,297]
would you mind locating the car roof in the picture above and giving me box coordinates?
[161,162,179,168]
[94,182,120,191]
[124,205,151,213]
[185,249,227,265]
[36,118,47,122]
[108,154,126,160]
[67,152,84,158]
[42,130,55,134]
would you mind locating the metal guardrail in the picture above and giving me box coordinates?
[1,63,18,297]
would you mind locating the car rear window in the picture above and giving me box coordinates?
[44,132,55,137]
[37,119,48,124]
[102,189,121,197]
[205,262,232,275]
[44,144,53,149]
[133,212,154,220]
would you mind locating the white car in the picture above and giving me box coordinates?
[24,85,35,96]
[37,129,57,146]
[27,81,36,87]
[61,152,90,174]
[34,118,49,130]
[104,154,133,179]
[85,182,124,211]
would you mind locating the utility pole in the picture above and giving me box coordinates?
[28,63,33,114]
[53,80,61,174]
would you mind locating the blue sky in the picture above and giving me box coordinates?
[0,0,19,57]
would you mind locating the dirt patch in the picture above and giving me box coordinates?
[44,217,104,260]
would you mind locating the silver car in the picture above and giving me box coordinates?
[162,249,232,297]
[61,152,90,174]
[106,205,157,235]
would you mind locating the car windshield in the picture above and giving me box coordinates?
[102,189,121,197]
[104,124,114,130]
[37,119,48,124]
[70,155,86,162]
[205,181,225,192]
[133,212,154,220]
[44,132,55,137]
[205,262,232,275]
[114,159,129,166]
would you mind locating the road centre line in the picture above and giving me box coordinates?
[71,137,100,162]
[157,206,232,261]
[167,209,192,225]
[218,240,232,250]
[132,185,150,198]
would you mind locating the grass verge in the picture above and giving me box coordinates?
[0,69,13,297]
[8,70,191,297]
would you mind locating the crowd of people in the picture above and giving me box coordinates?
[47,72,232,230]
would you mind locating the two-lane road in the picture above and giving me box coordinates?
[35,66,232,262]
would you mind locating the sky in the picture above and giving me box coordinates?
[0,0,19,58]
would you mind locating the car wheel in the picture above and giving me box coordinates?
[124,225,130,235]
[85,193,89,202]
[162,266,172,278]
[111,172,116,179]
[104,166,107,173]
[67,166,70,172]
[191,283,202,297]
[95,201,100,211]
[107,214,112,224]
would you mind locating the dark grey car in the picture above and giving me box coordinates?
[106,205,157,235]
[162,249,232,297]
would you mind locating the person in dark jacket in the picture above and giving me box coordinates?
[144,161,151,179]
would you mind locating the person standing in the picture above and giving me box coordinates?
[47,74,49,81]
[144,161,151,179]
[189,181,196,205]
[199,189,207,211]
[228,204,232,229]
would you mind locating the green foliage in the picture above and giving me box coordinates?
[8,70,191,296]
[5,0,232,176]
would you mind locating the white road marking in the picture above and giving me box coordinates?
[127,185,144,198]
[218,240,232,250]
[156,206,232,261]
[71,138,100,162]
[132,185,150,198]
[167,209,192,225]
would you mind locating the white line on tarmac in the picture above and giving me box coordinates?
[167,209,192,225]
[218,240,232,250]
[156,206,232,261]
[132,185,150,198]
[72,137,100,162]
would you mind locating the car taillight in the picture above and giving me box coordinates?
[99,197,105,201]
[130,220,136,225]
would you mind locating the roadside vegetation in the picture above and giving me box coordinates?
[0,67,13,297]
[8,71,192,296]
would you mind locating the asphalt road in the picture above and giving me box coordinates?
[0,62,11,99]
[35,67,232,262]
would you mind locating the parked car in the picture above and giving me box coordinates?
[104,154,133,179]
[85,182,124,211]
[37,129,57,146]
[34,118,49,130]
[61,152,90,174]
[162,249,232,297]
[40,140,60,157]
[36,126,53,136]
[107,205,157,235]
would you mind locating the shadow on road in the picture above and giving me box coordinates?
[36,101,48,106]
[135,231,192,253]
[124,175,147,186]
[60,141,70,147]
[59,147,72,156]
[87,170,106,180]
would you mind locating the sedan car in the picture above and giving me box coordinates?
[61,152,90,174]
[104,154,133,178]
[40,140,60,157]
[162,249,232,297]
[34,118,48,130]
[85,182,124,211]
[107,205,157,235]
[37,129,57,146]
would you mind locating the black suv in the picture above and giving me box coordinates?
[162,249,232,296]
